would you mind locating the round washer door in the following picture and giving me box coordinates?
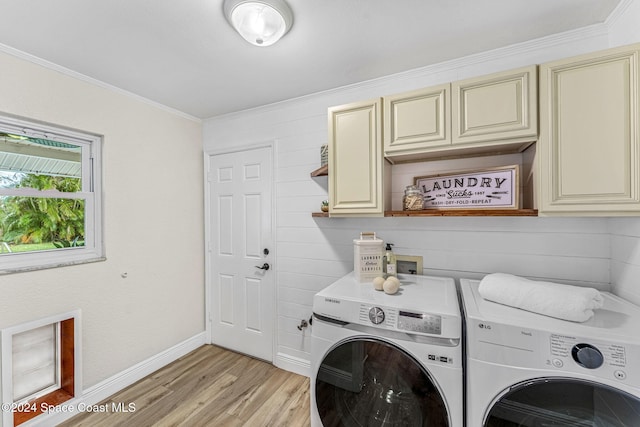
[484,378,640,426]
[315,337,450,427]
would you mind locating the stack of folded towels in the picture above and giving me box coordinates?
[478,273,604,322]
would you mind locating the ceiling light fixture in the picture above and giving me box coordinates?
[223,0,293,47]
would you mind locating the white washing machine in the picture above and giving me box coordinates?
[460,278,640,427]
[310,272,463,427]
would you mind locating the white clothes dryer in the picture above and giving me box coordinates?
[311,273,463,427]
[460,278,640,427]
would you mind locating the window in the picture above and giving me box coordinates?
[0,115,103,273]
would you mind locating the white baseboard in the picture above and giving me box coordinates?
[274,352,310,378]
[25,332,207,427]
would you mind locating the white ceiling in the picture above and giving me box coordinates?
[0,0,622,119]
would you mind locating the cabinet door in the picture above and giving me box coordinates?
[452,66,537,145]
[383,84,450,155]
[539,44,640,215]
[328,99,385,217]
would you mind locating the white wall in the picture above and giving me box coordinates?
[0,49,205,402]
[610,219,640,305]
[606,0,640,308]
[204,16,640,374]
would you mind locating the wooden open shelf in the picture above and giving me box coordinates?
[386,209,538,216]
[310,164,328,177]
[312,209,537,217]
[309,162,537,217]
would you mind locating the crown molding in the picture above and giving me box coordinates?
[0,42,201,123]
[207,22,610,122]
[605,0,635,29]
[376,24,609,85]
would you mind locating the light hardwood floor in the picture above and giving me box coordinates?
[58,345,310,427]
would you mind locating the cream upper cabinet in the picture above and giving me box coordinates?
[452,65,538,146]
[538,43,640,215]
[383,84,451,158]
[383,67,537,163]
[328,98,389,217]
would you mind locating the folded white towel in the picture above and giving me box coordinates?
[478,273,604,322]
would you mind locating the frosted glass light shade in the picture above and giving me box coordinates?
[223,0,293,47]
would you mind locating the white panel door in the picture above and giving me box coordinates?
[208,146,273,361]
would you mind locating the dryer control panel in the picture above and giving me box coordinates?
[398,310,442,335]
[467,318,638,385]
[358,305,442,335]
[549,334,627,370]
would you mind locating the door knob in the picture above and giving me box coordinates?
[255,263,270,271]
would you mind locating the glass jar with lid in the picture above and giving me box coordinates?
[403,185,424,211]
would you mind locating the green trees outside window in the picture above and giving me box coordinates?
[0,173,85,253]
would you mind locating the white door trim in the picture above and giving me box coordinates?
[203,140,277,361]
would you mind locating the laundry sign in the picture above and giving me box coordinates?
[414,165,519,209]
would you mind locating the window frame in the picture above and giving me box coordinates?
[0,115,104,273]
